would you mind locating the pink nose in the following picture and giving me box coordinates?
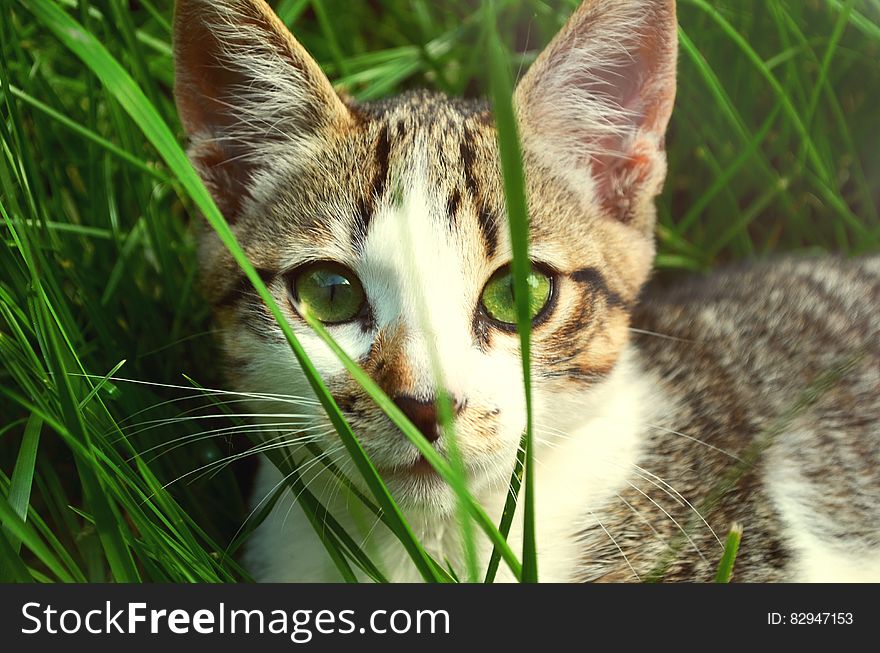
[391,394,464,443]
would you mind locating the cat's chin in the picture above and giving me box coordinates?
[378,464,472,517]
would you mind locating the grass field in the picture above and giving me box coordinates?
[1,0,878,582]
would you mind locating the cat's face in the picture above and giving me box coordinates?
[174,0,677,513]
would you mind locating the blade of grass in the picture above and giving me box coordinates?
[4,413,42,552]
[683,0,876,250]
[682,0,827,182]
[77,360,125,410]
[276,0,310,27]
[265,453,359,583]
[825,0,880,41]
[677,103,781,233]
[705,178,789,259]
[483,444,525,582]
[0,528,33,582]
[0,490,74,582]
[308,0,350,77]
[6,85,171,184]
[182,376,390,583]
[0,413,42,582]
[1,467,87,583]
[35,301,140,582]
[714,523,743,583]
[265,449,394,584]
[485,2,538,583]
[804,0,856,131]
[773,5,879,226]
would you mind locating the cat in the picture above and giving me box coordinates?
[172,0,880,582]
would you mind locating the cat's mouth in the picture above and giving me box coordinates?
[409,455,437,475]
[379,454,441,480]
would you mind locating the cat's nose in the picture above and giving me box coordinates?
[392,394,463,444]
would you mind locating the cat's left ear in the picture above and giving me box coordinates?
[514,0,677,234]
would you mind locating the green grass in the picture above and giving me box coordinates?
[1,0,878,583]
[715,524,743,583]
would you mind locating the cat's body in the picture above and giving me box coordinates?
[606,257,880,582]
[173,0,880,582]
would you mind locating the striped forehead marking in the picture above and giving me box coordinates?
[347,94,501,260]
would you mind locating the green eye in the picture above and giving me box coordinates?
[291,262,366,324]
[480,265,553,327]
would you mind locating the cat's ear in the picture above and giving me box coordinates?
[174,0,352,220]
[514,0,677,233]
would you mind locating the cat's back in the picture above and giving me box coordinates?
[616,256,880,581]
[634,256,879,411]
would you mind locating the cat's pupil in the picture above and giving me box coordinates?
[318,274,345,299]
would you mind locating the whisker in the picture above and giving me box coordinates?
[202,432,340,484]
[116,412,319,442]
[115,395,289,432]
[629,462,722,548]
[130,420,327,461]
[71,373,322,405]
[136,329,220,358]
[585,509,640,581]
[615,493,672,550]
[537,421,743,464]
[358,508,387,554]
[141,423,334,463]
[200,437,331,483]
[628,327,699,343]
[533,427,722,559]
[151,430,334,495]
[644,423,744,463]
[228,444,346,552]
[621,478,708,563]
[278,446,350,531]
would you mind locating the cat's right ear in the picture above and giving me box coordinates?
[174,0,351,220]
[514,0,677,235]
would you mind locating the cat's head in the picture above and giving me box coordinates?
[173,0,677,513]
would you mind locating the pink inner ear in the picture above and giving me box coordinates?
[590,29,676,223]
[624,28,677,136]
[176,1,287,137]
[588,24,676,152]
[175,17,260,221]
[175,0,349,142]
[591,139,657,225]
[192,140,254,220]
[174,9,237,139]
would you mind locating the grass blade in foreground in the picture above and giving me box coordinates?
[35,302,140,582]
[485,3,538,583]
[390,192,480,582]
[483,445,525,583]
[715,523,743,583]
[5,413,42,552]
[0,412,41,580]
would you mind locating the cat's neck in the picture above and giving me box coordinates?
[499,347,658,581]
